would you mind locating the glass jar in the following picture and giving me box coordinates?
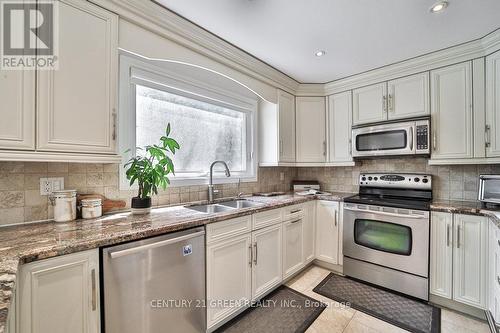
[81,198,102,219]
[49,190,77,222]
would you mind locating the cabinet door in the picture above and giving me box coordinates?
[282,218,304,279]
[0,69,35,150]
[315,200,339,265]
[453,214,488,309]
[328,91,353,163]
[278,90,296,162]
[251,224,282,300]
[388,72,430,120]
[206,234,252,329]
[486,50,500,157]
[18,250,100,333]
[296,97,326,163]
[352,82,387,125]
[303,202,316,264]
[430,62,473,159]
[489,219,500,324]
[430,212,453,299]
[37,0,118,154]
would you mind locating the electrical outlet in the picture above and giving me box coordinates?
[40,177,65,195]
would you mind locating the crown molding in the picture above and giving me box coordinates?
[319,28,500,96]
[91,0,299,94]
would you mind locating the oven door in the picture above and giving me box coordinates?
[343,203,429,277]
[352,121,415,157]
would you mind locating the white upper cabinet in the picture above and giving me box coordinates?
[0,69,35,150]
[430,212,453,299]
[296,96,326,163]
[453,214,488,309]
[352,82,387,125]
[278,90,296,162]
[430,62,473,160]
[486,50,500,157]
[327,91,353,164]
[387,73,430,120]
[37,0,118,154]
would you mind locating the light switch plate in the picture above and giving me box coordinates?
[40,177,65,195]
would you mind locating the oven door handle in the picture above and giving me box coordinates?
[409,127,414,152]
[343,206,427,219]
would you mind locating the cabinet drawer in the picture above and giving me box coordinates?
[206,216,252,244]
[283,204,306,220]
[252,209,282,230]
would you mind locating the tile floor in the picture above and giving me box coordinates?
[285,265,490,333]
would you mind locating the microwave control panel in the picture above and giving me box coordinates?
[416,124,429,151]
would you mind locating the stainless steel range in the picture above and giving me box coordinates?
[343,173,432,300]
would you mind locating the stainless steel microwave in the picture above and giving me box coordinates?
[478,175,500,204]
[352,118,430,158]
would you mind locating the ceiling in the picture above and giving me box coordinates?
[155,0,500,84]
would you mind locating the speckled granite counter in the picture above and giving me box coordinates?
[0,192,352,332]
[430,199,500,226]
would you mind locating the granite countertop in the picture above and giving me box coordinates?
[430,199,500,227]
[0,192,352,332]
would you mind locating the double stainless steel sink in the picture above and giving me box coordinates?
[185,199,263,214]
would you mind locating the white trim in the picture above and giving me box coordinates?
[428,157,500,165]
[119,54,258,190]
[0,150,121,163]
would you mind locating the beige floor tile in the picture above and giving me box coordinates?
[441,309,490,333]
[343,319,381,333]
[352,311,409,333]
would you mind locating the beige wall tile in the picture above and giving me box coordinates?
[68,174,87,188]
[87,173,104,186]
[0,191,24,208]
[24,205,48,222]
[0,208,24,225]
[0,162,24,173]
[24,174,45,190]
[68,163,87,173]
[103,163,120,173]
[48,162,69,173]
[86,163,104,173]
[24,162,48,173]
[0,174,24,191]
[24,190,47,207]
[103,172,119,186]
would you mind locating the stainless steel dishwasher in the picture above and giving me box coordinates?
[102,227,205,333]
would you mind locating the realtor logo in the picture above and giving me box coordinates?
[1,0,58,70]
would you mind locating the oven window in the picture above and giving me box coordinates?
[354,219,412,255]
[356,130,407,151]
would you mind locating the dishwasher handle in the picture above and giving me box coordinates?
[109,230,205,259]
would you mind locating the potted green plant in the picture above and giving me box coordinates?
[124,123,180,215]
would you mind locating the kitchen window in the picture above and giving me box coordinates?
[119,55,257,188]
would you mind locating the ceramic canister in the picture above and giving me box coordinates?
[50,190,77,222]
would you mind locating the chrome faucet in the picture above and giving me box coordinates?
[208,161,231,203]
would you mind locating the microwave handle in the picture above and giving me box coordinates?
[409,127,414,151]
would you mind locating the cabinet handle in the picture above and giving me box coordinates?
[279,140,283,155]
[409,127,414,151]
[497,276,500,286]
[456,225,461,249]
[253,243,258,265]
[290,219,301,224]
[91,268,97,311]
[248,244,253,267]
[388,94,394,112]
[334,210,338,227]
[349,138,352,155]
[432,131,437,151]
[497,239,500,247]
[291,209,302,214]
[446,224,451,247]
[485,125,491,148]
[112,110,117,141]
[323,141,327,156]
[382,96,387,113]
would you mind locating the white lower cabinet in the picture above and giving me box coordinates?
[206,233,253,329]
[282,217,304,279]
[488,219,500,325]
[252,224,283,300]
[430,212,488,309]
[303,202,316,264]
[17,250,100,333]
[315,200,340,265]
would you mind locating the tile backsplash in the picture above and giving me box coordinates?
[297,157,500,201]
[0,162,296,225]
[1,158,499,225]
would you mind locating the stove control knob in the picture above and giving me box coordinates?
[368,176,373,181]
[414,177,420,182]
[361,177,366,181]
[374,177,378,181]
[422,178,428,184]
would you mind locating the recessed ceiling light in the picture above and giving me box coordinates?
[315,50,326,57]
[430,1,449,13]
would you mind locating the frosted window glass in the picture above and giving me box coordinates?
[135,85,247,175]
